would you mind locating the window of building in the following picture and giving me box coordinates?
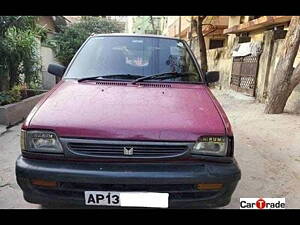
[249,16,261,21]
[209,39,225,49]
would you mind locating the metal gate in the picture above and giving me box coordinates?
[230,55,260,97]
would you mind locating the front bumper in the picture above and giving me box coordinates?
[16,156,241,208]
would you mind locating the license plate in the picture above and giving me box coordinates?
[84,191,169,208]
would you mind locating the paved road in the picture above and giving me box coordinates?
[1,89,299,209]
[0,124,39,209]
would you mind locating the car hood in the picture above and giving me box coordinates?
[27,80,225,141]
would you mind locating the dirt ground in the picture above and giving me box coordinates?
[212,89,300,209]
[0,88,299,209]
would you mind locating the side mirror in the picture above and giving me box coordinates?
[47,63,66,77]
[205,71,220,83]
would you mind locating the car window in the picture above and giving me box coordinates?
[65,36,202,83]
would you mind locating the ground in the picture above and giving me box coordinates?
[0,88,299,209]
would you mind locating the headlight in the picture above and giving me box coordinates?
[191,136,228,156]
[21,130,63,153]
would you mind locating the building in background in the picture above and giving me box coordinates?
[223,16,299,114]
[160,16,169,36]
[106,16,128,32]
[165,16,229,49]
[127,16,164,35]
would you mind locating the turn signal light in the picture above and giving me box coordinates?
[31,179,58,187]
[196,183,223,190]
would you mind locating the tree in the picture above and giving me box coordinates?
[0,16,47,90]
[264,16,300,114]
[197,16,208,73]
[188,16,217,74]
[188,16,209,73]
[48,16,124,66]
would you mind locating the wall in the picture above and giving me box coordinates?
[191,38,233,90]
[286,81,300,113]
[206,47,233,89]
[256,30,274,102]
[181,16,191,33]
[40,46,58,90]
[249,28,265,41]
[227,16,241,48]
[0,93,45,126]
[167,16,179,37]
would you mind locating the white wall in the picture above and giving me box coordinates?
[40,46,58,90]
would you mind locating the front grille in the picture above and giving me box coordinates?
[66,141,190,159]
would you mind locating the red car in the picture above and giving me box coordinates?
[16,34,241,208]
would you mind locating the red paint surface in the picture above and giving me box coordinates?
[23,80,229,141]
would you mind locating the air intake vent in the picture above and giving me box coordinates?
[140,83,172,88]
[95,81,127,86]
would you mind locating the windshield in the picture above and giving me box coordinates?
[64,36,202,83]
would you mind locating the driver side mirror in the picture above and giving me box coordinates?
[205,71,219,83]
[47,63,66,77]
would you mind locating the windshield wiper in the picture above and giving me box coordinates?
[131,72,198,84]
[78,74,145,82]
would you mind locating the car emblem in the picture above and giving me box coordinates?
[123,147,134,156]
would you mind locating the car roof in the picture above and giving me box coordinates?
[91,33,181,41]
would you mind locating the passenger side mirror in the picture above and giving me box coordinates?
[47,63,66,77]
[205,71,219,83]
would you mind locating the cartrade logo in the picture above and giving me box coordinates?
[240,198,285,209]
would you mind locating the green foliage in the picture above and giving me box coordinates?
[48,17,124,66]
[0,84,24,106]
[0,16,47,90]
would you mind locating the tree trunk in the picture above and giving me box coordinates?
[197,16,208,73]
[265,83,295,113]
[8,64,18,89]
[264,16,300,114]
[189,16,193,46]
[0,69,9,92]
